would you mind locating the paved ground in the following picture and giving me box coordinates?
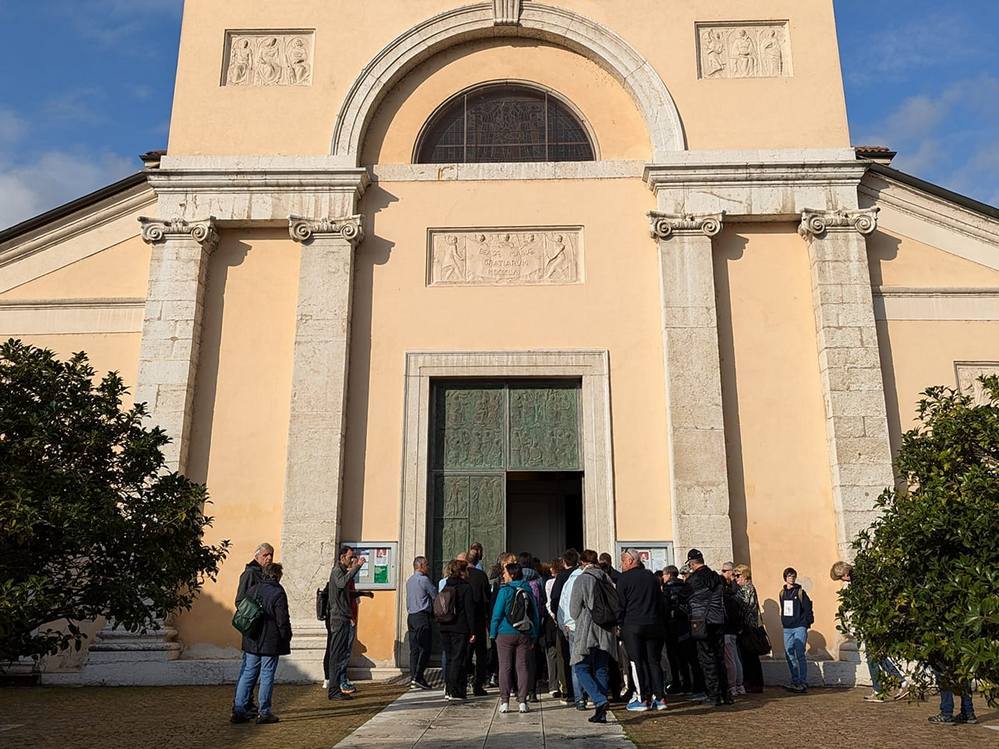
[1,682,996,749]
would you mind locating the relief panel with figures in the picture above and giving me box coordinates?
[428,228,582,286]
[222,31,314,87]
[696,22,791,79]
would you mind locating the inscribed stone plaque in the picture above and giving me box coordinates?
[428,228,582,286]
[696,22,791,79]
[222,31,314,86]
[955,362,999,404]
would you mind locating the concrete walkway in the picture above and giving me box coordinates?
[332,688,637,749]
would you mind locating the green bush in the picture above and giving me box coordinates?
[0,339,230,664]
[838,375,999,705]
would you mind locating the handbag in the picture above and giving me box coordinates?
[232,593,264,637]
[738,599,771,655]
[689,617,707,641]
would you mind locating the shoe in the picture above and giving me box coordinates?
[322,679,329,689]
[954,713,978,725]
[864,691,887,702]
[488,676,499,687]
[575,700,588,711]
[551,690,562,699]
[444,693,453,701]
[414,678,432,690]
[928,713,956,725]
[451,694,467,702]
[626,698,648,712]
[893,686,910,701]
[328,691,353,701]
[722,695,735,705]
[340,681,357,695]
[229,710,251,724]
[255,713,279,725]
[499,702,509,714]
[689,692,707,702]
[651,699,668,711]
[737,686,747,695]
[528,692,539,703]
[519,702,529,713]
[588,703,609,724]
[666,684,683,695]
[472,687,489,697]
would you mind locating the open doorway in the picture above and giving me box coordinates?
[506,472,584,564]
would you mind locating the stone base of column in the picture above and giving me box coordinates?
[760,656,873,688]
[279,621,329,683]
[86,623,182,664]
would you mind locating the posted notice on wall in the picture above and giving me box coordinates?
[615,541,675,572]
[342,541,398,590]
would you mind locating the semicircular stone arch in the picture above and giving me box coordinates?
[331,2,685,165]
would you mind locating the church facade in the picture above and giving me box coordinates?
[2,0,997,685]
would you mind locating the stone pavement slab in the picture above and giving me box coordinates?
[333,688,637,749]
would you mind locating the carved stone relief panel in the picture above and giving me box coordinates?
[955,362,999,404]
[222,31,314,87]
[428,228,583,286]
[696,22,791,79]
[509,385,581,470]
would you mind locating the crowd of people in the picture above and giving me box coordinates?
[226,541,978,729]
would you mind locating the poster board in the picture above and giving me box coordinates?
[341,541,399,590]
[614,541,675,572]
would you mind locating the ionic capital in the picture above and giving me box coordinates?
[288,215,364,245]
[798,207,879,241]
[648,211,725,240]
[138,217,219,253]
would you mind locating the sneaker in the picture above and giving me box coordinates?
[413,678,432,690]
[229,710,251,724]
[340,681,357,695]
[689,692,708,702]
[575,700,588,711]
[893,686,910,701]
[588,703,609,724]
[255,713,279,725]
[652,699,668,711]
[322,679,329,689]
[550,690,562,699]
[626,698,649,712]
[328,691,353,701]
[954,713,978,725]
[472,687,489,697]
[928,713,956,726]
[499,702,509,714]
[519,702,529,713]
[864,692,887,702]
[444,693,453,701]
[528,692,539,703]
[737,686,747,695]
[451,694,467,702]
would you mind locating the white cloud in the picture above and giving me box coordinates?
[0,108,27,144]
[0,149,136,230]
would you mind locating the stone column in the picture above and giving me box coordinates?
[135,217,219,473]
[649,212,734,568]
[799,208,894,560]
[280,214,364,674]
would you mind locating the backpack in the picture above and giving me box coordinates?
[433,585,458,624]
[232,588,264,637]
[506,587,533,633]
[316,586,329,621]
[588,573,621,629]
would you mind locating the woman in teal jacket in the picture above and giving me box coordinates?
[490,562,541,713]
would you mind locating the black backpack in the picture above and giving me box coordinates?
[588,572,621,629]
[434,585,458,624]
[506,587,533,632]
[316,586,329,621]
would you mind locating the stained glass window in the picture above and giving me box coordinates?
[416,84,595,163]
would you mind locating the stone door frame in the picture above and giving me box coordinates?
[397,350,615,662]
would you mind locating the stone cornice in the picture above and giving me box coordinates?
[288,215,364,245]
[798,208,879,241]
[138,217,220,253]
[649,211,724,239]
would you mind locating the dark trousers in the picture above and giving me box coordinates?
[441,632,470,698]
[496,633,532,703]
[664,635,685,690]
[555,628,574,700]
[326,618,352,697]
[408,611,433,682]
[465,624,488,688]
[622,624,666,702]
[738,639,764,693]
[695,624,728,702]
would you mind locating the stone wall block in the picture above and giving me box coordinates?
[817,326,862,350]
[663,305,717,329]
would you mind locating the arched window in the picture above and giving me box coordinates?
[415,84,595,164]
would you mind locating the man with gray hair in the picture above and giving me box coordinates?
[617,548,668,711]
[406,556,437,690]
[232,542,274,717]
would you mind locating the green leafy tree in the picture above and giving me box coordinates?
[0,339,230,665]
[838,376,999,705]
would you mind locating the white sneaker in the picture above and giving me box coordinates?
[499,702,509,713]
[519,702,529,713]
[738,686,747,695]
[322,679,329,689]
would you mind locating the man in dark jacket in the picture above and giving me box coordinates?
[617,549,668,711]
[549,548,580,703]
[686,549,731,706]
[231,562,292,724]
[779,567,814,693]
[465,545,492,695]
[662,565,703,695]
[326,545,365,701]
[232,542,273,715]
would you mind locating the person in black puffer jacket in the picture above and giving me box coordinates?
[232,562,292,724]
[685,549,731,706]
[662,565,704,695]
[437,559,477,700]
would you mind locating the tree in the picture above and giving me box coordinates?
[0,339,230,665]
[837,375,999,705]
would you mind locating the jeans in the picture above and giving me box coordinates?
[234,653,279,716]
[334,621,356,686]
[408,611,433,682]
[572,648,609,707]
[867,657,902,692]
[566,630,584,701]
[723,633,743,691]
[233,651,255,707]
[939,679,975,718]
[783,626,808,687]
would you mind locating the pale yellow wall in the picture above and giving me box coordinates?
[869,228,999,288]
[0,333,141,394]
[168,0,848,156]
[716,223,843,657]
[173,229,300,651]
[364,39,650,164]
[0,236,151,300]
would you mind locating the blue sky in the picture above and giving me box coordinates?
[0,0,996,230]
